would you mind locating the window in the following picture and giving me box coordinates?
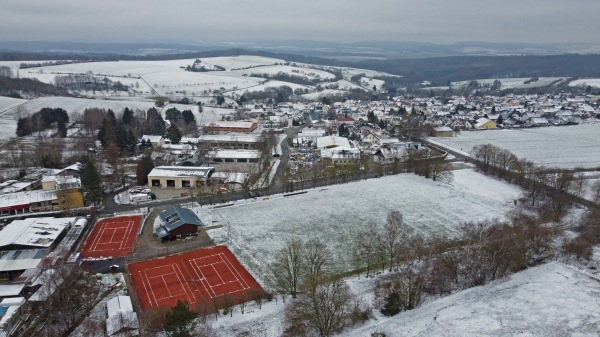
[167,180,175,187]
[151,179,161,186]
[182,180,191,187]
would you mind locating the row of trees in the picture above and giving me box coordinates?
[351,209,558,318]
[471,143,592,220]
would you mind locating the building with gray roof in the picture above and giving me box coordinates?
[155,207,204,241]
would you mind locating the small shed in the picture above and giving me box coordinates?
[106,296,139,337]
[432,126,454,137]
[155,207,204,241]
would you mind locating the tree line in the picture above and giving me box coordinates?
[471,143,600,261]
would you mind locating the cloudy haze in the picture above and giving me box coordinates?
[2,0,599,44]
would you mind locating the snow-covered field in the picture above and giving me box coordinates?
[0,96,27,113]
[208,260,600,337]
[569,78,600,88]
[431,124,600,169]
[200,169,521,281]
[347,262,600,337]
[17,96,155,116]
[6,56,399,102]
[142,71,264,96]
[452,77,565,90]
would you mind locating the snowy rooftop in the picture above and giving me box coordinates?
[147,166,215,178]
[205,120,256,128]
[107,296,134,318]
[0,297,25,330]
[299,128,327,136]
[316,136,351,149]
[0,249,46,272]
[0,217,75,249]
[141,135,163,143]
[0,283,25,298]
[211,149,261,160]
[198,133,261,143]
[0,189,57,209]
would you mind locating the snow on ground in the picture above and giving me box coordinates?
[229,65,336,81]
[302,89,347,100]
[340,67,400,80]
[205,254,600,337]
[333,79,367,91]
[196,106,236,126]
[18,96,155,116]
[0,96,27,113]
[0,103,25,143]
[451,77,565,90]
[346,262,600,337]
[69,273,127,337]
[569,78,600,88]
[431,124,600,169]
[228,80,310,96]
[192,56,286,71]
[200,169,521,283]
[360,77,385,90]
[142,71,263,96]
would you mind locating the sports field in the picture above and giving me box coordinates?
[81,215,142,258]
[128,246,264,311]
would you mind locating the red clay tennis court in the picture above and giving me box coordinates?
[81,215,142,258]
[128,245,265,311]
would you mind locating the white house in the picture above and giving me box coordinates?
[316,136,351,150]
[373,145,409,164]
[106,296,139,337]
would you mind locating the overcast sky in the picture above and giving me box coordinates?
[2,0,599,44]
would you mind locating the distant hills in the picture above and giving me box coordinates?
[3,40,600,86]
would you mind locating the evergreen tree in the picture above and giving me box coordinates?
[166,124,182,144]
[165,107,182,124]
[80,156,103,206]
[496,114,504,125]
[144,108,166,135]
[122,107,134,124]
[136,161,146,186]
[378,119,386,129]
[181,110,196,125]
[57,119,67,138]
[136,154,155,186]
[16,117,31,137]
[216,95,225,105]
[338,123,349,137]
[381,292,402,316]
[164,300,197,337]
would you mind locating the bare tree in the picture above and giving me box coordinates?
[270,239,304,298]
[353,221,379,278]
[302,238,333,290]
[382,210,410,271]
[430,156,453,183]
[285,279,356,337]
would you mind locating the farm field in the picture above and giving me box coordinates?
[0,96,27,113]
[569,78,600,88]
[17,96,156,116]
[200,169,521,281]
[5,55,397,101]
[431,124,600,169]
[451,77,566,90]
